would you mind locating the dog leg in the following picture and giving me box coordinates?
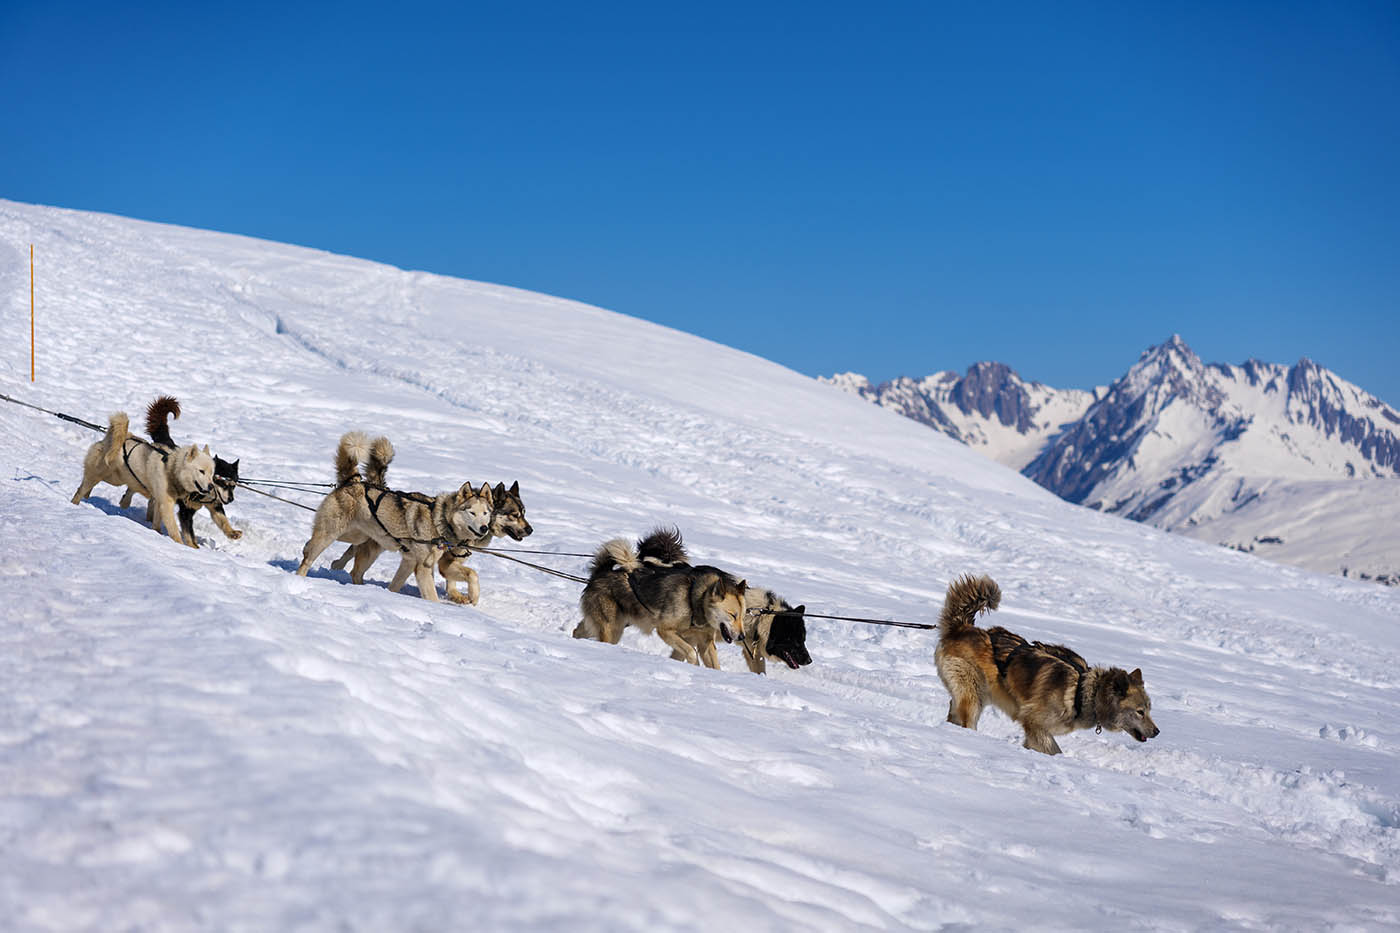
[178,505,200,549]
[118,488,135,508]
[658,630,700,665]
[156,495,191,547]
[440,559,479,605]
[699,638,720,670]
[350,542,383,585]
[207,503,242,540]
[330,544,356,571]
[387,554,416,592]
[296,524,343,576]
[1022,729,1063,755]
[413,561,441,602]
[71,467,102,505]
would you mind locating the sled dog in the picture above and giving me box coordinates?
[573,530,746,666]
[116,396,242,547]
[629,528,811,672]
[329,478,532,605]
[934,574,1160,754]
[71,406,216,547]
[739,588,812,674]
[295,432,492,602]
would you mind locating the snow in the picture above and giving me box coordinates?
[2,199,1400,930]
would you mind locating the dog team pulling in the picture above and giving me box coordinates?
[58,393,1159,755]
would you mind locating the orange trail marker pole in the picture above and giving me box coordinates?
[30,244,36,382]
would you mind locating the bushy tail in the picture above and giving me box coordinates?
[144,395,181,447]
[637,525,687,565]
[365,436,395,486]
[589,538,640,579]
[938,574,1001,637]
[334,431,371,485]
[102,412,131,469]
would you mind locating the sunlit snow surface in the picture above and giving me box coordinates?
[1,200,1398,931]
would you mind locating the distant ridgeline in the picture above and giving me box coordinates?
[825,336,1400,585]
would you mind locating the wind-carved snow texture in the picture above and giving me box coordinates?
[827,336,1400,584]
[2,199,1399,930]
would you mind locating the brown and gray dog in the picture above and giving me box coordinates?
[631,528,813,673]
[934,574,1160,755]
[572,529,746,666]
[295,432,492,602]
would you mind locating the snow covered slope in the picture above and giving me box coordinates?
[2,200,1399,930]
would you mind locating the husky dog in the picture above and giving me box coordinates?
[573,532,746,666]
[117,397,242,547]
[739,588,813,674]
[436,480,533,604]
[628,528,812,673]
[934,574,1160,755]
[72,409,216,547]
[295,432,492,602]
[330,472,532,605]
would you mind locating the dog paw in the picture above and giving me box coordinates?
[229,529,243,540]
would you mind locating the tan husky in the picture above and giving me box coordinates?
[72,411,216,547]
[934,574,1160,754]
[295,432,492,602]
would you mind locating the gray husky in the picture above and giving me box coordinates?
[72,408,216,547]
[934,574,1161,754]
[573,530,746,666]
[329,477,532,605]
[295,432,492,602]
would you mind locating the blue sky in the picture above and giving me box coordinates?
[3,1,1398,404]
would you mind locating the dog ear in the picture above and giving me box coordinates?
[203,444,211,454]
[1129,668,1144,685]
[1111,670,1130,696]
[509,480,519,496]
[494,482,506,497]
[794,605,806,614]
[479,481,494,501]
[735,579,747,593]
[185,446,199,461]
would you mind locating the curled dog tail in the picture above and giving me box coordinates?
[364,436,395,486]
[102,412,132,469]
[589,538,640,580]
[144,395,181,447]
[637,525,687,565]
[334,431,371,485]
[938,574,1001,637]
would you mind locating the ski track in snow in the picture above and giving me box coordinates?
[2,200,1399,931]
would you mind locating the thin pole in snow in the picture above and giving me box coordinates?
[30,244,35,382]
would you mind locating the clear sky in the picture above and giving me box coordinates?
[4,1,1398,404]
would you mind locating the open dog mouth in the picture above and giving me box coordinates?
[719,622,733,644]
[1130,728,1148,742]
[776,649,810,670]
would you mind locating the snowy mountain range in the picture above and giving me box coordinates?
[825,337,1400,584]
[2,199,1399,929]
